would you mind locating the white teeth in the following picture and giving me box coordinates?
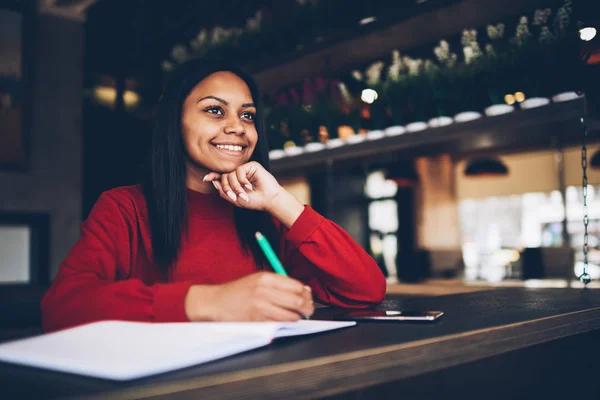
[215,144,243,152]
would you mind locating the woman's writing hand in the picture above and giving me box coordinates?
[185,272,314,321]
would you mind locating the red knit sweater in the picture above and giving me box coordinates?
[41,185,386,332]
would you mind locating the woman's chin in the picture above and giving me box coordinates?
[187,155,248,174]
[212,161,245,174]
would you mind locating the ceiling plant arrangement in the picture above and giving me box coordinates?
[157,0,586,158]
[160,0,417,74]
[263,0,587,158]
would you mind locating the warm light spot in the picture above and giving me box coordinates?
[508,249,520,263]
[361,107,371,119]
[283,141,296,149]
[123,90,140,107]
[361,88,378,104]
[337,125,355,139]
[514,91,525,103]
[93,86,140,108]
[318,125,329,142]
[504,94,516,105]
[94,86,117,106]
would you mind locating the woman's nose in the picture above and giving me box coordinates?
[224,114,244,135]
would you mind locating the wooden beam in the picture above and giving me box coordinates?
[38,0,98,21]
[254,0,548,92]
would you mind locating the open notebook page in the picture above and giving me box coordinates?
[0,320,355,380]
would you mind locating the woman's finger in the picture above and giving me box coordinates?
[235,166,253,191]
[257,272,306,295]
[203,172,222,182]
[220,174,237,202]
[227,172,249,203]
[257,301,302,322]
[263,288,314,318]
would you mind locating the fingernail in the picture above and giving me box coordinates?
[304,285,312,292]
[212,181,218,190]
[203,174,209,182]
[239,192,250,202]
[244,184,253,191]
[227,191,237,201]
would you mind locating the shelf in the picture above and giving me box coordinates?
[270,98,600,177]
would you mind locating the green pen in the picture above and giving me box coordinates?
[255,231,310,319]
[255,232,288,276]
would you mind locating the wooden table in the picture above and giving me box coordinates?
[2,288,600,399]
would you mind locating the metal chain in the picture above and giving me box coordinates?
[580,117,591,285]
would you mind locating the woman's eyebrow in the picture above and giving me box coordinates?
[197,96,255,109]
[198,95,228,105]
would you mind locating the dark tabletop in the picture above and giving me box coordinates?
[2,288,600,400]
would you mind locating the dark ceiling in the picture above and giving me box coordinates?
[83,1,460,88]
[84,0,269,74]
[82,0,599,97]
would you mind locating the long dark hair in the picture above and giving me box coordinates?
[142,59,279,274]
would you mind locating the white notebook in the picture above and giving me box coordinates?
[0,320,355,380]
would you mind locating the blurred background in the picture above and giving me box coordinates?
[0,0,599,334]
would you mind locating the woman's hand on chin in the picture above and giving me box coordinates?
[203,162,282,211]
[203,162,304,227]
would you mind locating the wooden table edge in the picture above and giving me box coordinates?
[70,307,600,400]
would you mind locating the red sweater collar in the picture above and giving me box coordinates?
[186,187,233,219]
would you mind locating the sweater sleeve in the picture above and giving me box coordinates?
[280,205,386,308]
[41,191,193,332]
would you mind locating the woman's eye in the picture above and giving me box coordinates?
[241,112,255,121]
[205,106,224,115]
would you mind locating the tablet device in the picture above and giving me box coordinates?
[332,310,443,322]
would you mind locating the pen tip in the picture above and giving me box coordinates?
[255,232,263,240]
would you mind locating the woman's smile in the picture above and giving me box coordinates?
[210,141,248,158]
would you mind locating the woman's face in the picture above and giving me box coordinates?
[181,71,258,174]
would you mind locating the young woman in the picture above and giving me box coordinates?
[41,60,386,332]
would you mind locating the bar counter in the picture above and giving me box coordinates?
[2,288,600,399]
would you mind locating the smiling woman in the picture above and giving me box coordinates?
[40,59,387,332]
[181,72,258,176]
